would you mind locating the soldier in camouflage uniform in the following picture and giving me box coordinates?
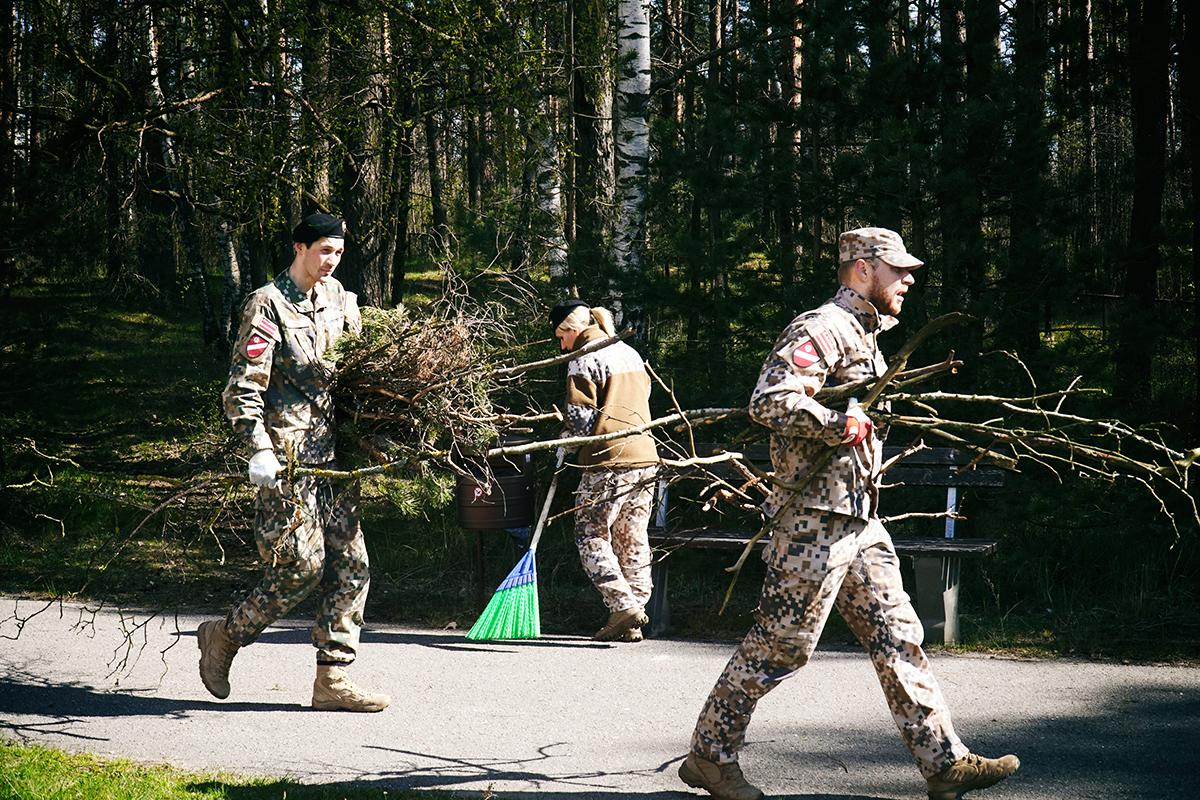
[678,229,1019,800]
[551,300,660,643]
[196,213,390,713]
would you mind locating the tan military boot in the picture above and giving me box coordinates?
[311,665,391,712]
[926,752,1020,800]
[678,753,764,800]
[618,626,644,643]
[593,607,650,641]
[197,619,238,700]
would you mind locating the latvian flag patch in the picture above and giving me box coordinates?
[791,327,836,369]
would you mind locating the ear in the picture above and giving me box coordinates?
[293,242,305,257]
[856,258,873,280]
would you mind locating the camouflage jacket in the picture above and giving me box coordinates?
[749,286,897,521]
[564,326,659,468]
[222,272,361,465]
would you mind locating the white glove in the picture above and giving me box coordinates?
[841,399,874,446]
[248,449,282,488]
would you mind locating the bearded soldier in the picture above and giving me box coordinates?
[197,213,389,713]
[678,228,1019,800]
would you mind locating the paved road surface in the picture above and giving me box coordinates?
[1,597,1197,799]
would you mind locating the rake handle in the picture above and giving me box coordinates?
[528,447,566,553]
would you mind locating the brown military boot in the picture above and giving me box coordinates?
[618,626,644,643]
[197,619,238,700]
[593,607,649,641]
[926,752,1020,800]
[678,753,764,800]
[311,665,391,712]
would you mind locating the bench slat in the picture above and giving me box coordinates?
[884,466,1006,488]
[893,538,997,557]
[651,529,997,557]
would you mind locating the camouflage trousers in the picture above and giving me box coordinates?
[574,466,657,612]
[224,474,370,666]
[690,512,969,778]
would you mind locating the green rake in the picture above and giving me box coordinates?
[466,448,566,640]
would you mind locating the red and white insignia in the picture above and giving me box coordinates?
[244,334,270,360]
[792,337,821,368]
[250,314,279,340]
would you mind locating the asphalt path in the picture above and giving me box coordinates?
[1,597,1197,799]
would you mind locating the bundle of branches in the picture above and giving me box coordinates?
[326,301,514,513]
[880,376,1199,538]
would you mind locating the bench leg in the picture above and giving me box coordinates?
[912,555,961,645]
[646,558,671,638]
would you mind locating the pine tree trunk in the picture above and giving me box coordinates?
[1182,0,1200,433]
[338,13,389,307]
[146,6,218,346]
[1002,0,1049,355]
[961,0,999,334]
[425,107,450,258]
[1115,0,1170,410]
[302,0,331,208]
[570,0,615,289]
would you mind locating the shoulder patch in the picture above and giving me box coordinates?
[242,333,272,362]
[250,312,280,342]
[785,323,837,370]
[809,325,838,363]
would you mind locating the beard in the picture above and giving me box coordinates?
[868,282,903,316]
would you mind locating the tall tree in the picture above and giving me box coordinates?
[1183,0,1200,431]
[570,0,615,289]
[1000,0,1050,355]
[1115,0,1170,410]
[612,0,652,326]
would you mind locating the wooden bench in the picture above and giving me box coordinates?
[646,444,1004,644]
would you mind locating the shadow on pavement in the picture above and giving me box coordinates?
[253,626,614,652]
[0,675,304,721]
[190,784,888,800]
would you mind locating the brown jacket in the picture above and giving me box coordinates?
[564,327,659,468]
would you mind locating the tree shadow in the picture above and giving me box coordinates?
[252,626,615,653]
[188,743,892,799]
[0,672,304,729]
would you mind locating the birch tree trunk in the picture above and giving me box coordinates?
[0,0,13,292]
[612,0,651,326]
[537,94,570,284]
[218,221,246,348]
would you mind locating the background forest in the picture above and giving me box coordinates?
[0,0,1197,658]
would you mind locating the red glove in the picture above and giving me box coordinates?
[842,406,873,446]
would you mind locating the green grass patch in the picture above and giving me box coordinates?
[0,740,446,799]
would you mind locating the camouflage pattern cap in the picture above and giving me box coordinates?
[838,227,923,269]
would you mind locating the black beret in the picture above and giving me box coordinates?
[549,299,590,330]
[292,213,347,245]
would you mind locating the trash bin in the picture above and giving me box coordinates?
[455,438,536,530]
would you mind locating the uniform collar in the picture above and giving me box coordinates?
[274,271,307,304]
[833,286,898,333]
[572,325,607,350]
[274,272,332,312]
